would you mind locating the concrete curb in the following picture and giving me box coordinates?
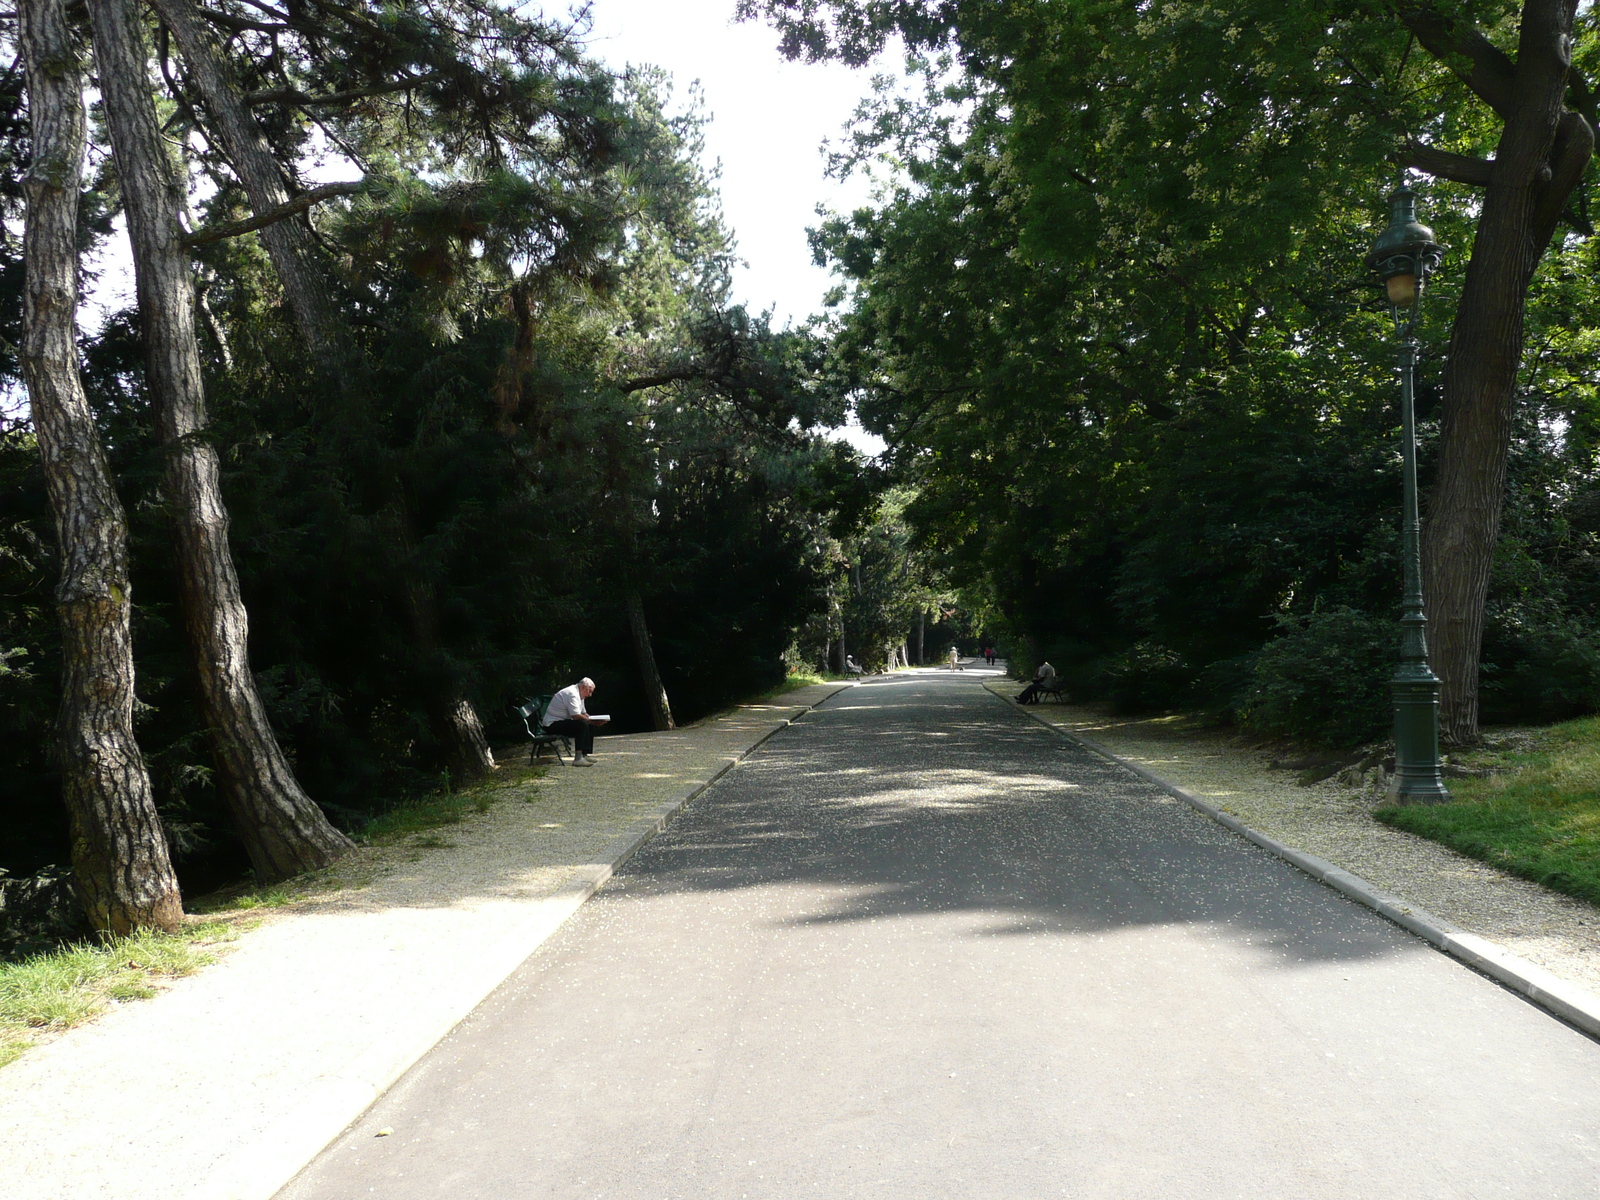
[206,683,854,1200]
[994,684,1600,1043]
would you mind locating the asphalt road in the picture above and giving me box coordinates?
[279,671,1600,1199]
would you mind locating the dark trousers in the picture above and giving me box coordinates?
[545,718,595,756]
[1017,683,1041,704]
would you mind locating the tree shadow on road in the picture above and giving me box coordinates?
[609,672,1415,970]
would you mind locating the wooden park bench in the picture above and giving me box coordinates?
[514,695,571,764]
[1036,676,1067,702]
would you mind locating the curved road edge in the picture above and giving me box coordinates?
[990,682,1600,1043]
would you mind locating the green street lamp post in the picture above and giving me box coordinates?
[1367,184,1451,804]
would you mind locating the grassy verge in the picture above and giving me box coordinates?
[0,922,237,1069]
[1376,716,1600,905]
[356,764,545,843]
[0,761,556,1070]
[758,670,845,699]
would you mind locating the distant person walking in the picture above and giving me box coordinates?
[543,677,608,766]
[1017,661,1055,705]
[948,645,962,671]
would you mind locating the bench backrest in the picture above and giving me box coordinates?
[516,695,555,730]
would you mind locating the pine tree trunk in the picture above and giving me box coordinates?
[406,579,497,780]
[626,590,675,731]
[144,0,338,355]
[20,0,182,934]
[1419,0,1591,744]
[385,503,496,779]
[87,0,352,882]
[432,695,495,776]
[153,0,505,766]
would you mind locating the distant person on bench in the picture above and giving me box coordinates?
[543,677,607,766]
[1017,661,1055,705]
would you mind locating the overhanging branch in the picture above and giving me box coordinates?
[1402,140,1495,186]
[196,7,288,33]
[244,78,431,108]
[182,181,363,246]
[1396,2,1518,120]
[616,366,701,393]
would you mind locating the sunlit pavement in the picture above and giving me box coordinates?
[279,671,1600,1199]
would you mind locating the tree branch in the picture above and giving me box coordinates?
[196,7,287,33]
[182,180,362,246]
[616,366,703,393]
[1568,69,1600,131]
[1396,2,1519,120]
[1536,109,1596,232]
[243,78,427,108]
[231,0,290,21]
[1401,140,1495,186]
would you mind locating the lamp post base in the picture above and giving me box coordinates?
[1388,675,1452,804]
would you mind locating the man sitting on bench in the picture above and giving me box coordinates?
[1017,661,1056,705]
[543,676,607,766]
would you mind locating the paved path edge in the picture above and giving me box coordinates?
[997,689,1600,1043]
[226,683,855,1200]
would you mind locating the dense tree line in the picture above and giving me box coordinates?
[1,0,866,929]
[745,0,1600,744]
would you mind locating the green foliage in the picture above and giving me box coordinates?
[0,10,862,894]
[746,0,1600,745]
[1481,616,1600,726]
[1238,608,1394,746]
[1101,642,1193,716]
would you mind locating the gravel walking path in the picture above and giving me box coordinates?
[988,681,1600,995]
[0,682,847,1200]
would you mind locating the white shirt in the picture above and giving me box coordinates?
[544,684,586,724]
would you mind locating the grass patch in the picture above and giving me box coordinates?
[195,885,299,913]
[361,791,479,842]
[0,922,236,1068]
[1376,716,1600,905]
[757,671,846,701]
[358,768,523,844]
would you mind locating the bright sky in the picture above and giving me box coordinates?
[581,0,884,328]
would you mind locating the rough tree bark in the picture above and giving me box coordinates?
[19,0,183,933]
[87,0,353,881]
[389,505,497,779]
[627,590,675,731]
[144,0,339,354]
[1399,0,1595,743]
[153,0,500,771]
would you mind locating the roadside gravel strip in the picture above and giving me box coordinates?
[988,681,1600,1039]
[0,682,850,1200]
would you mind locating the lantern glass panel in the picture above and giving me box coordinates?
[1386,272,1418,308]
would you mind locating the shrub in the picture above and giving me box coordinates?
[1240,607,1392,746]
[0,867,89,961]
[1480,616,1600,725]
[1102,641,1193,713]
